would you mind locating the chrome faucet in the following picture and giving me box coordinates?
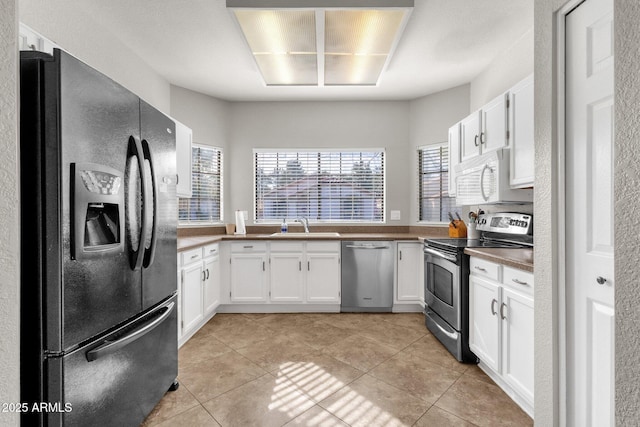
[296,217,310,233]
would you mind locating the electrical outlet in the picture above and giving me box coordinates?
[390,210,401,221]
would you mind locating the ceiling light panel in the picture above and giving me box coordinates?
[228,1,413,86]
[324,10,405,55]
[324,52,388,85]
[324,9,405,85]
[234,10,317,85]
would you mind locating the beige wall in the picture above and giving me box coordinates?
[227,101,411,225]
[0,0,20,426]
[19,0,171,113]
[535,0,640,425]
[408,84,470,223]
[470,29,534,111]
[170,85,231,149]
[614,1,640,424]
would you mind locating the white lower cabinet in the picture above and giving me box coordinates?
[469,275,501,371]
[225,240,341,306]
[469,257,534,416]
[203,245,221,316]
[395,242,424,306]
[270,242,304,302]
[306,242,341,303]
[178,243,221,346]
[181,258,204,337]
[230,242,268,302]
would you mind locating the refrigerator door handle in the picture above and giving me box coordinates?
[128,136,149,271]
[141,139,158,268]
[85,301,175,362]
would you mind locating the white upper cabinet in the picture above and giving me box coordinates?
[175,119,192,198]
[451,75,535,194]
[448,123,461,196]
[460,93,509,163]
[460,111,482,162]
[481,93,509,154]
[509,74,535,188]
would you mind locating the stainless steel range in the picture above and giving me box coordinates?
[423,212,533,363]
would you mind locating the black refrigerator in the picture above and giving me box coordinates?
[20,49,178,426]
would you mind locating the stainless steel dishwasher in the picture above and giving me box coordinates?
[341,241,395,312]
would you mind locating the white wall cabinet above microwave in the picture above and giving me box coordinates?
[508,74,535,188]
[451,74,535,194]
[460,93,509,162]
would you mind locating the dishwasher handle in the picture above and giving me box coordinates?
[345,244,390,250]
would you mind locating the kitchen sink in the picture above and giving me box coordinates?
[269,232,341,237]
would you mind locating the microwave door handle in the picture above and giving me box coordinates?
[424,247,457,263]
[128,136,148,271]
[142,139,158,268]
[480,164,490,202]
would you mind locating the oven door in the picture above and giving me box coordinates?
[424,248,461,330]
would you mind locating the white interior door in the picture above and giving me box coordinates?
[566,0,614,425]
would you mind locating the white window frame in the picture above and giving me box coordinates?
[417,143,457,224]
[178,144,223,226]
[253,148,386,224]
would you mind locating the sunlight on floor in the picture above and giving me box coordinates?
[271,361,404,427]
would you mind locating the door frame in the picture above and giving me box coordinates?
[555,1,588,426]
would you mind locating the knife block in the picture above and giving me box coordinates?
[448,220,467,238]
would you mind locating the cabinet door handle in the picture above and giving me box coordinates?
[299,261,302,271]
[399,250,402,261]
[480,131,486,144]
[500,303,508,320]
[474,134,479,147]
[262,261,265,271]
[308,261,310,271]
[491,299,498,316]
[244,245,254,249]
[474,266,487,272]
[191,254,198,260]
[201,271,205,282]
[512,278,528,286]
[206,269,209,280]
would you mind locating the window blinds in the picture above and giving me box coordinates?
[418,144,457,222]
[254,149,385,222]
[179,145,222,224]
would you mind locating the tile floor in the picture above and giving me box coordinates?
[142,313,533,427]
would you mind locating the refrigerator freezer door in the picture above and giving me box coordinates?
[140,100,177,310]
[55,296,177,427]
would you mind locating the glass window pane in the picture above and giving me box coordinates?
[418,145,458,222]
[179,145,223,224]
[255,150,385,223]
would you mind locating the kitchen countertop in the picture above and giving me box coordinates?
[178,232,445,252]
[464,247,534,272]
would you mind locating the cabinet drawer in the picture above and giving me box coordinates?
[503,266,534,294]
[230,242,267,253]
[270,242,304,252]
[203,243,219,258]
[306,241,340,253]
[470,257,501,281]
[181,248,202,265]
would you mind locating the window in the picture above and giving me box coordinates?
[254,149,385,223]
[179,145,223,224]
[418,144,457,222]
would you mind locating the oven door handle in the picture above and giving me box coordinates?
[424,247,457,263]
[428,314,459,340]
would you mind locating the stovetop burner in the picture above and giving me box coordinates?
[425,212,534,253]
[425,238,529,250]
